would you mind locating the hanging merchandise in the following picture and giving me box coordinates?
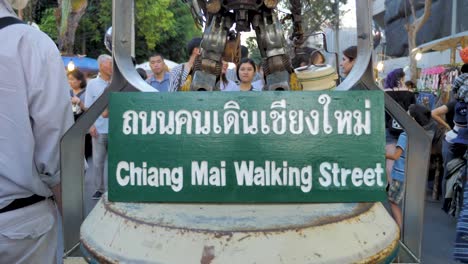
[416,92,436,110]
[418,66,459,93]
[417,65,459,110]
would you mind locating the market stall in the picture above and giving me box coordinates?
[413,32,468,109]
[417,65,459,109]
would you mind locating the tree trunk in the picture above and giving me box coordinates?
[81,33,86,55]
[407,25,417,83]
[57,0,88,55]
[406,0,432,83]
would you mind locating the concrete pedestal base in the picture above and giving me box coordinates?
[81,194,399,263]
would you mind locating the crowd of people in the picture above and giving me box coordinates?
[78,39,468,261]
[382,61,468,262]
[66,39,355,200]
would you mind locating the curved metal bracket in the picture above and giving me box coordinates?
[112,0,156,93]
[335,0,372,91]
[362,57,430,261]
[61,0,157,253]
[348,1,429,261]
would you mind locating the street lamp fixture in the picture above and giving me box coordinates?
[415,52,422,61]
[67,61,76,72]
[376,61,384,72]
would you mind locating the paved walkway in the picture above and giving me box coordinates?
[421,196,458,264]
[83,157,100,217]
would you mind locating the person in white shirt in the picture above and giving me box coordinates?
[219,59,238,91]
[84,54,113,200]
[0,0,74,262]
[168,37,201,92]
[226,45,262,85]
[251,63,265,91]
[236,58,262,92]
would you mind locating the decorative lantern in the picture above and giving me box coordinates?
[460,47,468,64]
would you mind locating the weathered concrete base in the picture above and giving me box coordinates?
[81,194,399,263]
[63,257,87,264]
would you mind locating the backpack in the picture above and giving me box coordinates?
[443,158,466,217]
[389,118,404,135]
[425,121,445,155]
[385,89,415,136]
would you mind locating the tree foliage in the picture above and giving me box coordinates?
[279,0,348,37]
[36,0,200,62]
[155,0,202,63]
[245,36,262,65]
[244,1,347,63]
[136,0,175,50]
[57,0,88,54]
[38,7,58,40]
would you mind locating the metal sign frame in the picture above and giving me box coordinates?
[60,0,427,262]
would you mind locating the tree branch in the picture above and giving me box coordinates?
[414,0,432,32]
[409,0,417,21]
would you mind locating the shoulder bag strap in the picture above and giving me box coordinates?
[177,63,185,91]
[0,16,25,30]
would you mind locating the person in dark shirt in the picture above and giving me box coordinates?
[405,80,416,92]
[433,80,468,202]
[384,68,416,185]
[432,64,468,131]
[384,68,416,137]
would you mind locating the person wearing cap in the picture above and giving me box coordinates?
[0,0,74,262]
[440,101,468,201]
[432,83,467,198]
[452,128,468,145]
[445,101,468,160]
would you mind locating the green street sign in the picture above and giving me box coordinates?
[108,91,386,203]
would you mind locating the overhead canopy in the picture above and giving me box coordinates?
[62,56,99,73]
[413,31,468,53]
